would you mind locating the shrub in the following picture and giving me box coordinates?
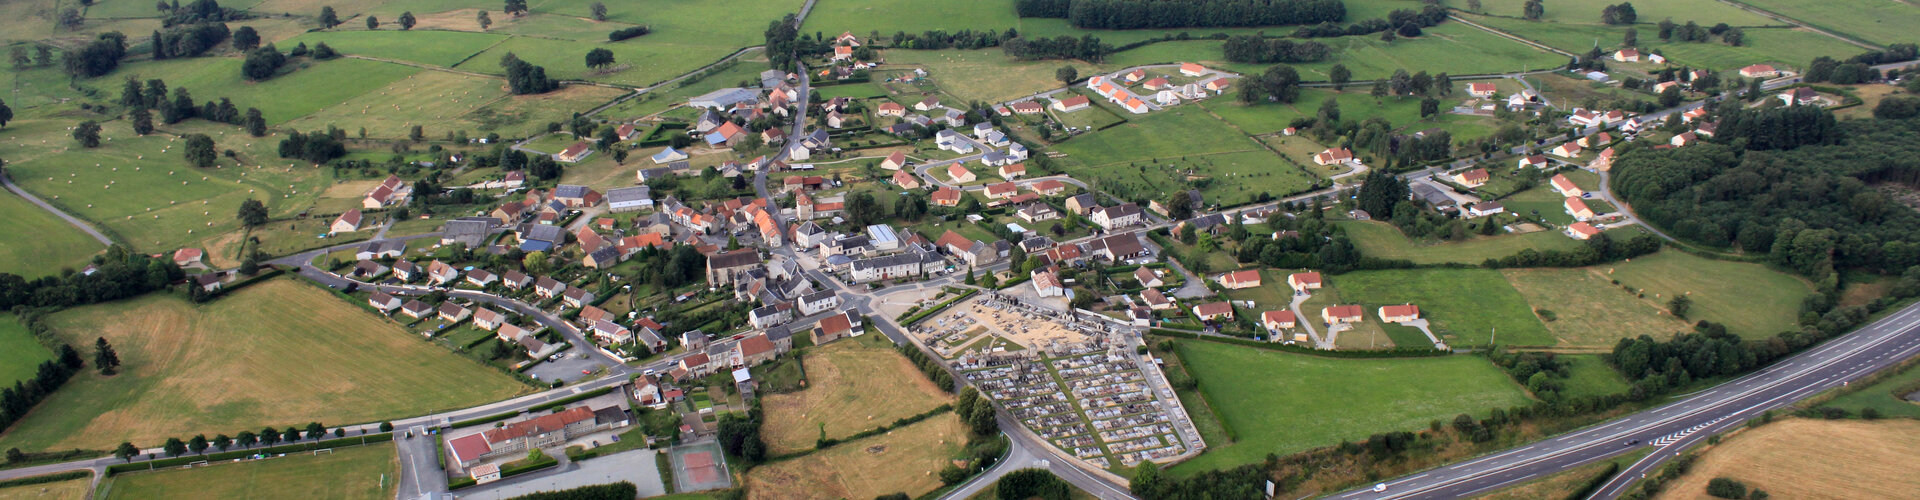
[1706,477,1747,499]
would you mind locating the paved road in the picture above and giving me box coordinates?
[1,172,115,246]
[1332,301,1920,499]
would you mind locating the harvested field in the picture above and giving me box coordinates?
[758,337,953,454]
[1502,267,1692,347]
[1654,419,1920,500]
[104,442,397,500]
[0,475,89,500]
[746,415,967,500]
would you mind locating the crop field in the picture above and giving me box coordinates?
[0,280,527,452]
[106,57,421,124]
[0,315,56,386]
[0,474,89,500]
[758,336,953,455]
[1715,0,1920,47]
[746,415,967,500]
[281,30,509,68]
[1652,419,1920,500]
[104,442,397,500]
[1327,268,1556,346]
[1168,340,1531,473]
[0,190,104,277]
[1338,221,1586,265]
[883,49,1102,104]
[1502,267,1693,348]
[1605,251,1812,338]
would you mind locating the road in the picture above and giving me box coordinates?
[1,171,115,247]
[1333,300,1920,499]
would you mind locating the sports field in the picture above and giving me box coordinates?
[0,314,57,387]
[1327,268,1555,346]
[1168,340,1531,473]
[0,190,103,278]
[1605,251,1812,338]
[1339,221,1584,265]
[760,335,954,454]
[745,415,967,500]
[0,280,527,452]
[1652,419,1920,500]
[0,474,89,500]
[1502,267,1692,347]
[103,442,398,500]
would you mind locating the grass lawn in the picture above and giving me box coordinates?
[1205,88,1434,136]
[1651,419,1920,500]
[882,49,1102,104]
[0,315,56,387]
[0,474,90,499]
[0,280,527,452]
[1339,221,1585,265]
[1500,185,1585,225]
[1820,361,1920,418]
[1168,340,1531,473]
[745,414,967,500]
[1526,72,1654,111]
[1222,269,1299,311]
[104,57,421,124]
[522,133,586,155]
[1558,354,1632,399]
[282,30,509,68]
[759,335,953,454]
[1733,0,1920,47]
[1606,251,1812,338]
[1327,268,1555,346]
[0,190,104,277]
[104,442,397,500]
[1502,267,1692,348]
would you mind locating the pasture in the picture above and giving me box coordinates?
[1556,355,1631,399]
[103,442,398,500]
[883,49,1101,104]
[1054,107,1316,205]
[745,415,968,500]
[1466,0,1769,26]
[1467,14,1858,71]
[1711,0,1920,47]
[1204,88,1435,136]
[0,314,57,386]
[1605,250,1812,338]
[0,190,104,277]
[1652,419,1920,500]
[1338,221,1586,265]
[1326,268,1556,346]
[758,336,954,455]
[1167,340,1531,473]
[1502,267,1693,348]
[287,71,625,139]
[0,280,527,452]
[106,57,421,124]
[281,30,509,68]
[1100,23,1566,81]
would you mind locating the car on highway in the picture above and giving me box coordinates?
[581,369,591,374]
[1372,483,1387,492]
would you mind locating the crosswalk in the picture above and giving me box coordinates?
[1651,415,1728,447]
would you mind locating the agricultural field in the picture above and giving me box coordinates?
[281,30,509,68]
[1098,23,1565,81]
[0,190,105,277]
[759,335,954,455]
[1168,340,1531,473]
[1053,107,1316,205]
[1557,355,1632,399]
[105,57,422,124]
[0,314,57,386]
[289,72,626,140]
[598,56,771,119]
[883,49,1102,104]
[1326,268,1556,346]
[1502,266,1693,348]
[1652,419,1920,500]
[1605,251,1812,338]
[103,442,398,500]
[1338,221,1586,265]
[745,415,969,500]
[1204,87,1436,136]
[1464,13,1859,72]
[0,474,89,500]
[1467,0,1771,26]
[1734,0,1920,47]
[0,280,527,452]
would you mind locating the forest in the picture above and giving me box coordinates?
[1016,0,1346,30]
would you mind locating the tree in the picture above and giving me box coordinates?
[4,448,21,464]
[1668,294,1691,318]
[1055,65,1077,84]
[231,26,260,51]
[504,0,528,17]
[1467,0,1481,11]
[237,198,269,226]
[968,400,997,435]
[1658,85,1682,108]
[1371,79,1389,99]
[188,434,208,454]
[236,431,257,448]
[1624,27,1638,47]
[183,133,217,168]
[8,47,27,69]
[162,437,186,457]
[120,78,146,108]
[305,422,325,440]
[243,108,266,137]
[259,427,280,446]
[1329,64,1351,91]
[938,465,969,485]
[1420,97,1439,118]
[318,6,340,28]
[408,124,424,142]
[1523,0,1544,20]
[523,250,550,275]
[1707,478,1747,499]
[283,427,300,443]
[130,107,154,135]
[241,45,285,80]
[379,421,394,432]
[73,120,103,148]
[365,15,379,29]
[399,11,416,30]
[585,48,616,70]
[94,337,120,374]
[996,469,1070,500]
[477,10,492,30]
[59,8,83,29]
[1722,28,1744,46]
[1166,191,1195,220]
[115,442,140,461]
[212,434,232,451]
[0,98,8,128]
[589,2,607,21]
[1318,96,1341,123]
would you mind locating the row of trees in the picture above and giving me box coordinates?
[161,0,244,27]
[1292,3,1445,39]
[500,53,558,95]
[1656,19,1745,46]
[0,246,185,310]
[1018,0,1347,29]
[116,421,361,461]
[0,314,85,436]
[1220,36,1329,63]
[1002,35,1113,62]
[1805,45,1917,85]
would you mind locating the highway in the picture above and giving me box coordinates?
[1332,300,1920,499]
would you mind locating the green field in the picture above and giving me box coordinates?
[0,190,104,277]
[1168,340,1531,473]
[1605,251,1813,338]
[882,49,1103,104]
[1325,268,1556,346]
[284,70,627,139]
[1466,14,1860,71]
[1501,266,1693,348]
[104,442,398,500]
[1714,0,1920,47]
[1339,221,1586,265]
[1105,23,1565,82]
[0,315,57,386]
[1204,88,1436,136]
[0,280,527,452]
[106,57,422,124]
[1467,0,1771,25]
[599,55,773,119]
[282,30,510,68]
[1054,107,1316,205]
[1558,354,1632,399]
[1820,362,1920,418]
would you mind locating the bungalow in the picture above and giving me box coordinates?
[1287,271,1323,292]
[466,269,498,287]
[946,164,976,183]
[401,299,434,319]
[1738,64,1779,79]
[1551,142,1583,158]
[1518,155,1548,169]
[1010,101,1045,114]
[1695,121,1718,138]
[1452,168,1490,188]
[1143,288,1174,310]
[1567,221,1602,240]
[1681,108,1708,123]
[1154,90,1181,106]
[651,147,689,164]
[1550,174,1583,197]
[352,260,389,279]
[998,163,1026,180]
[1466,82,1498,97]
[1032,179,1066,196]
[881,151,909,171]
[1671,131,1698,147]
[173,247,204,267]
[1087,232,1147,262]
[1467,201,1506,218]
[368,292,401,312]
[1142,77,1171,91]
[614,124,641,141]
[931,187,963,207]
[1261,310,1297,331]
[1565,197,1595,221]
[437,302,472,323]
[503,170,525,188]
[1313,148,1355,166]
[1052,95,1091,112]
[502,270,533,290]
[1179,62,1207,77]
[1612,48,1640,62]
[892,170,921,189]
[1217,269,1261,290]
[1321,305,1363,324]
[1647,53,1666,64]
[1192,301,1234,321]
[473,308,507,331]
[985,182,1019,200]
[330,209,362,234]
[1204,79,1231,94]
[556,142,593,163]
[1378,304,1421,323]
[1134,266,1164,288]
[534,277,567,299]
[915,96,941,111]
[427,260,459,285]
[876,102,906,117]
[562,287,596,308]
[1119,97,1149,114]
[1017,203,1059,223]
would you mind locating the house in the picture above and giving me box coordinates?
[491,202,527,222]
[562,287,595,308]
[915,96,941,111]
[1738,64,1779,78]
[1452,168,1490,188]
[442,217,498,247]
[1653,81,1679,94]
[1066,194,1099,215]
[1321,305,1363,324]
[706,122,748,146]
[651,147,689,164]
[1142,77,1171,91]
[473,308,507,331]
[1550,174,1583,197]
[556,142,593,163]
[553,185,602,208]
[1204,79,1231,94]
[352,260,389,279]
[363,176,410,209]
[1179,62,1207,77]
[735,332,781,366]
[392,260,419,281]
[1053,95,1091,112]
[1551,142,1583,158]
[427,260,459,285]
[466,269,498,287]
[931,187,963,207]
[1017,203,1059,223]
[503,170,525,188]
[1119,97,1149,114]
[190,273,222,292]
[1134,267,1164,288]
[748,305,790,330]
[679,352,715,378]
[892,170,921,189]
[1565,197,1595,221]
[706,249,763,287]
[399,299,433,319]
[173,248,204,267]
[584,247,621,269]
[1647,53,1666,64]
[1192,301,1233,321]
[831,45,853,61]
[1378,304,1420,323]
[1287,272,1323,292]
[946,164,976,183]
[1313,148,1355,166]
[1695,121,1718,138]
[1780,87,1821,106]
[368,292,401,312]
[1466,82,1498,97]
[614,123,642,141]
[1518,155,1548,169]
[811,311,861,346]
[1413,184,1457,211]
[689,87,759,109]
[1578,132,1613,148]
[330,209,362,234]
[1567,221,1602,240]
[1031,267,1066,297]
[607,186,652,213]
[985,182,1018,200]
[1032,179,1066,196]
[1591,147,1616,171]
[1468,201,1505,218]
[876,102,906,117]
[445,405,628,468]
[1010,101,1045,114]
[1261,310,1297,331]
[1612,48,1640,62]
[1143,288,1174,310]
[1086,232,1147,261]
[534,277,567,299]
[1042,244,1084,267]
[849,251,932,282]
[998,163,1026,180]
[1218,269,1261,290]
[796,290,840,316]
[437,302,471,323]
[1671,131,1698,147]
[501,271,533,290]
[881,151,908,171]
[1681,108,1708,123]
[1089,203,1143,230]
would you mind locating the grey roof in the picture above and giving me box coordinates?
[588,246,619,262]
[708,249,762,269]
[851,252,925,272]
[518,223,566,244]
[362,239,405,254]
[766,325,793,343]
[802,290,836,304]
[1184,213,1227,230]
[608,186,651,204]
[886,123,916,135]
[554,184,592,199]
[795,221,825,236]
[689,87,759,109]
[1411,184,1455,206]
[639,167,673,180]
[444,217,497,245]
[760,69,786,88]
[750,304,782,319]
[1098,203,1142,219]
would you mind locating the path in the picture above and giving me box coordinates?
[1,172,115,246]
[1288,292,1329,349]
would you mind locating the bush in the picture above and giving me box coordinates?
[503,481,637,500]
[1706,477,1747,499]
[607,26,652,42]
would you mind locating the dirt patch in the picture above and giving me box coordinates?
[410,9,487,32]
[1654,418,1920,500]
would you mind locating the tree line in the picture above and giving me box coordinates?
[499,482,637,500]
[277,128,349,164]
[0,314,84,438]
[1805,44,1917,85]
[1221,36,1329,63]
[0,246,184,310]
[1655,19,1746,47]
[1017,0,1347,30]
[114,420,374,462]
[1003,34,1114,62]
[500,53,558,95]
[1289,3,1445,39]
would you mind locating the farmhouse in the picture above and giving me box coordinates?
[556,142,592,163]
[330,209,362,234]
[1452,168,1490,188]
[1378,304,1420,323]
[1313,148,1355,166]
[1565,197,1595,221]
[1261,310,1297,331]
[1466,82,1497,97]
[1053,95,1091,112]
[1550,174,1583,197]
[1567,221,1602,240]
[1192,302,1233,321]
[1217,269,1262,290]
[1321,305,1363,324]
[1738,64,1779,78]
[363,175,410,209]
